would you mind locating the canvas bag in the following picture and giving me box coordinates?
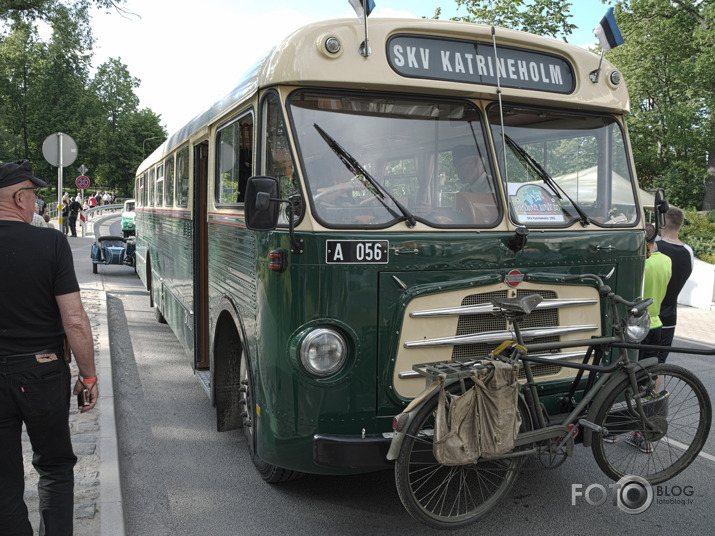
[433,360,521,465]
[473,360,521,458]
[433,376,481,465]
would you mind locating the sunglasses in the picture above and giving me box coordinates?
[12,186,41,200]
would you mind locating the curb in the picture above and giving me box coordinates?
[97,278,126,534]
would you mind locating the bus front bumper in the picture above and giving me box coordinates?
[313,433,393,470]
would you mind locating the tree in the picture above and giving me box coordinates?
[606,0,715,210]
[434,0,577,40]
[1,2,164,197]
[0,0,127,23]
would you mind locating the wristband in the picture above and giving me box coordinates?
[82,376,97,384]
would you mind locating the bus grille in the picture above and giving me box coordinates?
[451,290,558,370]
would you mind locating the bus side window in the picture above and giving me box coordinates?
[156,163,164,207]
[165,155,175,207]
[216,113,253,204]
[177,147,190,207]
[261,92,300,223]
[148,167,155,207]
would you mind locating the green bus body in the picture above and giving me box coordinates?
[135,18,646,476]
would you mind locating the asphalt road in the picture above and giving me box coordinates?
[88,214,715,536]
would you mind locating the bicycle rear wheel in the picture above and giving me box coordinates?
[592,363,711,484]
[394,383,530,529]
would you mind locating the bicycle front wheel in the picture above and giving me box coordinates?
[394,383,530,529]
[592,363,711,484]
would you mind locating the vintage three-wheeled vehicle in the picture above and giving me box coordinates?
[91,235,136,273]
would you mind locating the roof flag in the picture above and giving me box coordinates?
[349,0,375,22]
[594,7,624,51]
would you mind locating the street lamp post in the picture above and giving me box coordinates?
[143,136,159,158]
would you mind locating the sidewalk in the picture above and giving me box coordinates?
[673,304,715,346]
[22,236,125,535]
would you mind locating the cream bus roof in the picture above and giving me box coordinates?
[140,18,628,173]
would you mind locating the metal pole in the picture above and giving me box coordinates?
[58,133,64,230]
[359,0,370,57]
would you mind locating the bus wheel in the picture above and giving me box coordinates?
[239,354,304,483]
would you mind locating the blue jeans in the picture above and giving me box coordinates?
[0,353,76,536]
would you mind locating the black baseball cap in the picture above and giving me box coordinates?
[0,160,48,189]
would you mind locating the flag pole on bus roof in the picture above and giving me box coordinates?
[590,7,625,83]
[349,0,375,57]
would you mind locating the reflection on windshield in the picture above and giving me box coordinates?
[288,92,500,228]
[489,105,638,227]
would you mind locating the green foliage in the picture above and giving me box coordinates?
[0,2,165,198]
[606,0,715,210]
[653,163,706,210]
[435,0,577,40]
[680,209,715,263]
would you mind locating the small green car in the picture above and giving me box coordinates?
[121,199,135,238]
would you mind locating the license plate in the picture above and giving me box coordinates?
[326,240,389,264]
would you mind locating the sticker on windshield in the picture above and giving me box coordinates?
[509,184,565,223]
[326,240,389,264]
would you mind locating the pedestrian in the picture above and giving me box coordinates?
[0,159,98,536]
[61,197,70,235]
[638,222,672,362]
[656,206,695,362]
[68,196,81,237]
[31,202,48,228]
[35,192,47,216]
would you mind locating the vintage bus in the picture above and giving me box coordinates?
[134,18,649,482]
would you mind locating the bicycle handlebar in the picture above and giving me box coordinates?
[562,273,649,314]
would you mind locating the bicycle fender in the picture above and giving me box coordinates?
[386,380,442,461]
[582,357,658,448]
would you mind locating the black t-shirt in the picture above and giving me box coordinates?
[0,221,79,355]
[69,200,81,214]
[656,241,694,325]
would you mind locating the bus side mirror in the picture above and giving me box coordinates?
[647,188,669,242]
[654,188,669,229]
[245,176,280,230]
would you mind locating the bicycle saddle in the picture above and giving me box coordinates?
[491,294,543,315]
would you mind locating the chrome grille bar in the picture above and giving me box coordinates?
[404,324,598,348]
[409,297,598,318]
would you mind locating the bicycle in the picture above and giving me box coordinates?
[387,273,713,530]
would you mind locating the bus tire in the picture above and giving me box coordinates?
[239,351,304,484]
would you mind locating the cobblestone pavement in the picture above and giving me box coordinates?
[22,283,107,534]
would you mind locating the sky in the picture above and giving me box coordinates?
[90,0,610,135]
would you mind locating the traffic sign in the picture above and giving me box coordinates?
[76,175,90,189]
[42,132,78,167]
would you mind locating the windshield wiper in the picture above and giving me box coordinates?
[504,135,592,226]
[313,123,417,228]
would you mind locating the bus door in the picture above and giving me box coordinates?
[193,140,210,369]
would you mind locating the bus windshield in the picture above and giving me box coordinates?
[288,91,500,228]
[488,105,638,227]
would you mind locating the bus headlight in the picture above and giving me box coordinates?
[300,328,347,377]
[625,311,651,343]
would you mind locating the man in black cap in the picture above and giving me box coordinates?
[0,160,98,535]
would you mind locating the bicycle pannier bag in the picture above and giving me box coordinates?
[473,360,521,457]
[433,376,481,465]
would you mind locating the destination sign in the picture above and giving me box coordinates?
[387,35,574,94]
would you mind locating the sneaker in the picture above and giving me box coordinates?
[602,434,618,443]
[627,431,654,453]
